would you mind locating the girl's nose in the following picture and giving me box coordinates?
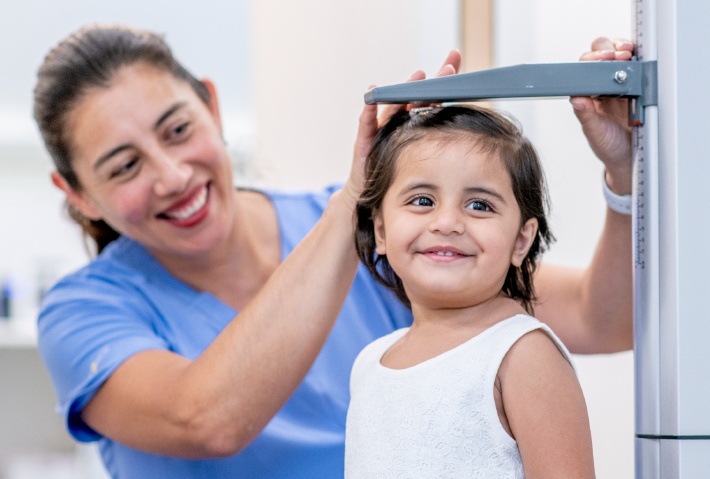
[152,151,192,197]
[428,206,465,235]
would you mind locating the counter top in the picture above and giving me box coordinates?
[0,318,38,348]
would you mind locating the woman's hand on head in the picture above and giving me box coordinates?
[342,50,462,205]
[571,37,634,195]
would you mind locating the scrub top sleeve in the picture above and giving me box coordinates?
[38,275,168,442]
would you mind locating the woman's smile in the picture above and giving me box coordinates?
[158,182,211,228]
[64,63,238,258]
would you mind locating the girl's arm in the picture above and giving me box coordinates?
[533,38,634,353]
[498,329,595,478]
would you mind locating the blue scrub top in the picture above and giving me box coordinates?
[38,186,413,479]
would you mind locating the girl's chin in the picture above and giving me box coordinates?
[408,288,478,306]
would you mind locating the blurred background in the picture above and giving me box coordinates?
[0,0,633,477]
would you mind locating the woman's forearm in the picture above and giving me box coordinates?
[534,205,633,354]
[82,191,361,457]
[187,190,361,451]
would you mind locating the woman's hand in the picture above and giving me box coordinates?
[342,50,462,205]
[571,37,635,195]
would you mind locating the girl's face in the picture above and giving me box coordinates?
[374,135,538,310]
[54,63,236,259]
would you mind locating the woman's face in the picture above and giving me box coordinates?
[373,135,538,310]
[59,62,236,258]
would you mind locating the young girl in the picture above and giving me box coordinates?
[345,106,595,478]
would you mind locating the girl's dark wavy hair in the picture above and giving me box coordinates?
[354,106,554,314]
[34,25,211,254]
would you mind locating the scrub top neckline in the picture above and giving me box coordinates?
[113,187,287,317]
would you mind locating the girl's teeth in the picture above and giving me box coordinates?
[436,252,454,256]
[166,186,207,220]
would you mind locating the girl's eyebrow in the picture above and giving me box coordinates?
[464,186,506,204]
[399,182,437,196]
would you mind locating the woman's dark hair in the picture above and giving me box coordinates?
[354,106,554,314]
[34,25,211,254]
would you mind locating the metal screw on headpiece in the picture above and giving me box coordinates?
[614,70,628,84]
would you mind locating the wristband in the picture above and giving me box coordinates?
[602,172,632,215]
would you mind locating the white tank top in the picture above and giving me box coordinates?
[344,314,576,479]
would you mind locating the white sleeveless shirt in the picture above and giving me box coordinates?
[344,314,576,479]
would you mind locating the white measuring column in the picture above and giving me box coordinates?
[635,0,710,477]
[633,0,660,476]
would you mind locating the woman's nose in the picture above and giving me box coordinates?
[428,206,465,235]
[152,150,192,197]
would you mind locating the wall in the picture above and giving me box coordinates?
[251,0,459,190]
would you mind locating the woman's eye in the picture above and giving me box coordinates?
[412,197,434,207]
[467,200,490,212]
[171,122,190,138]
[110,157,139,178]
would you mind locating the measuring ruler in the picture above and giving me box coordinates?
[633,0,660,477]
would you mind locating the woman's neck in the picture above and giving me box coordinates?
[149,189,281,311]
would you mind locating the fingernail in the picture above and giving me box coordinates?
[570,98,585,111]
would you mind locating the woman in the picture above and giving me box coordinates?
[36,26,633,478]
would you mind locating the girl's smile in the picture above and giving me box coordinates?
[420,245,470,262]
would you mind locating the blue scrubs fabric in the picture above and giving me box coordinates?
[38,186,413,479]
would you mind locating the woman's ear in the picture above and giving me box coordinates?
[201,79,223,133]
[511,218,538,267]
[373,211,387,256]
[51,171,102,221]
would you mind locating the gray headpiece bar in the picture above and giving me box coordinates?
[365,60,657,124]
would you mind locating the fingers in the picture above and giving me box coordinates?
[409,69,426,82]
[613,50,633,61]
[591,36,615,52]
[570,96,609,149]
[354,103,378,157]
[437,49,462,76]
[582,37,635,61]
[436,64,457,78]
[612,38,634,52]
[570,97,595,114]
[580,50,617,61]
